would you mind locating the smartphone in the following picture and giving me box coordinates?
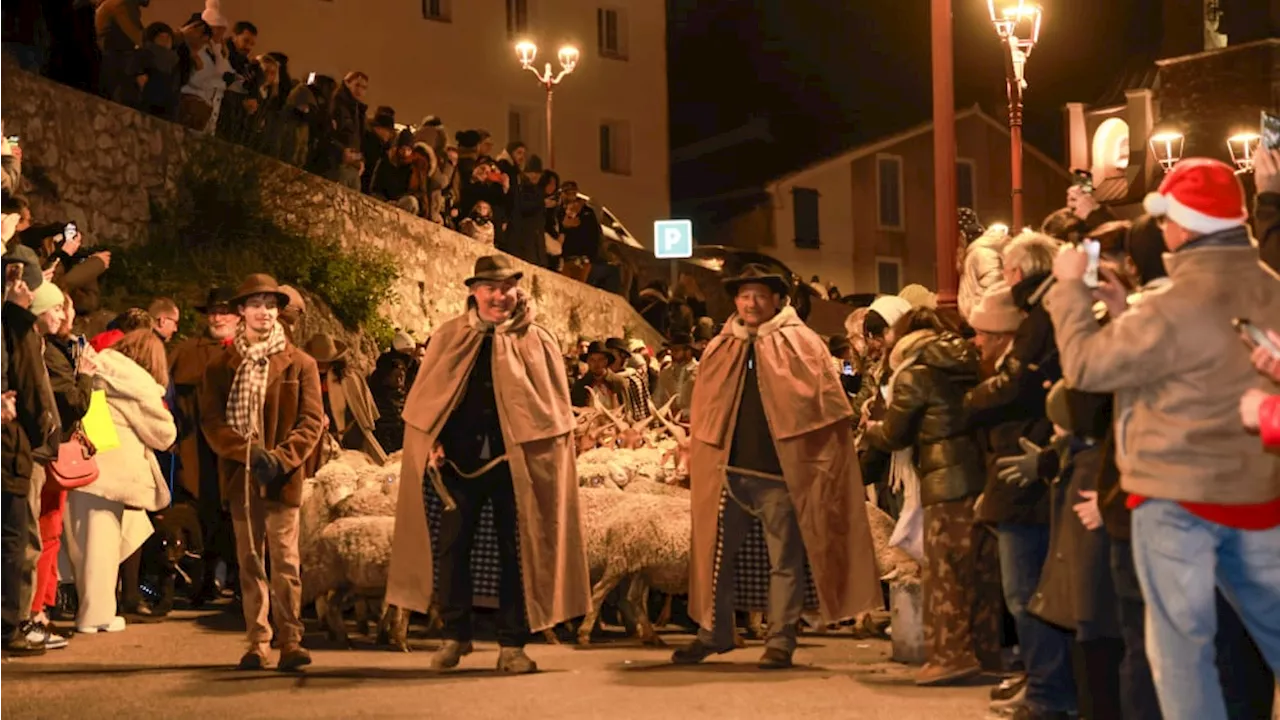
[5,135,18,146]
[1072,169,1094,194]
[1082,239,1101,289]
[1233,318,1280,359]
[1263,111,1280,151]
[307,71,317,85]
[841,360,855,377]
[63,222,77,242]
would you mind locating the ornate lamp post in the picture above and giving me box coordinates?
[987,0,1042,230]
[1148,130,1185,172]
[1227,132,1261,174]
[515,41,579,169]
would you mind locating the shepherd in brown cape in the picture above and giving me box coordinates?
[672,265,882,670]
[386,255,590,674]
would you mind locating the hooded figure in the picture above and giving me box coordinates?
[386,255,590,675]
[674,265,881,670]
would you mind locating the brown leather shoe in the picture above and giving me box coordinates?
[429,640,474,670]
[758,647,794,670]
[277,646,312,672]
[915,660,981,686]
[497,647,538,674]
[236,651,268,670]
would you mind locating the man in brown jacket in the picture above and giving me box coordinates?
[200,274,324,672]
[169,287,238,606]
[1047,158,1280,719]
[673,265,882,670]
[385,255,590,674]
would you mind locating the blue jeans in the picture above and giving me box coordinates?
[996,523,1078,714]
[1131,499,1280,720]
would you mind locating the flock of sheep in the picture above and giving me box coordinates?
[297,397,920,651]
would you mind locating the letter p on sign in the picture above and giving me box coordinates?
[653,219,693,259]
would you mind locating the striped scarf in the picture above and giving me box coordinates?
[226,322,286,441]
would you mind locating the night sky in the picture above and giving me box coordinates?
[667,0,1163,203]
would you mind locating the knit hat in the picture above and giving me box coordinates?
[867,295,912,328]
[29,280,64,317]
[201,0,228,28]
[899,283,937,309]
[1142,158,1248,235]
[525,154,544,174]
[967,285,1021,334]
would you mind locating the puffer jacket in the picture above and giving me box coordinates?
[863,329,986,506]
[75,349,176,511]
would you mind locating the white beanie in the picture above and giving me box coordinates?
[202,0,229,28]
[392,331,415,353]
[868,295,912,328]
[967,286,1023,334]
[30,281,65,317]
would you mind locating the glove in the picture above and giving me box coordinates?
[995,438,1043,487]
[249,445,281,486]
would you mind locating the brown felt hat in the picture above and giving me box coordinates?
[722,263,789,297]
[231,273,290,309]
[464,255,523,287]
[304,333,348,363]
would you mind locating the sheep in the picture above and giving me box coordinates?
[308,516,396,646]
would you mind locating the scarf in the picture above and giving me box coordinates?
[226,322,287,441]
[882,329,936,562]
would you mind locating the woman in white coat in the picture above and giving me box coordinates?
[65,330,176,634]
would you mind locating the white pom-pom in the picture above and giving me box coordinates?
[1143,192,1168,217]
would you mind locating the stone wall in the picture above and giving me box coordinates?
[1,61,661,361]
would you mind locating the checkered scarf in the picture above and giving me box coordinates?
[226,321,287,440]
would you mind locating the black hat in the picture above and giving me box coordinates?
[395,128,414,148]
[455,129,481,148]
[464,255,523,287]
[664,331,694,349]
[722,263,789,297]
[195,287,236,314]
[371,109,396,130]
[525,154,544,173]
[580,340,615,363]
[1,245,43,291]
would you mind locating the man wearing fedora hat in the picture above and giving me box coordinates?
[200,273,324,672]
[653,331,697,419]
[604,336,651,423]
[169,286,240,606]
[368,330,424,454]
[674,264,881,669]
[386,255,590,674]
[570,340,625,409]
[304,332,385,464]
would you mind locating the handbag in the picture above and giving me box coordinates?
[48,429,100,490]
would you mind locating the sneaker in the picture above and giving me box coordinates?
[25,622,69,650]
[76,615,126,634]
[758,647,795,670]
[671,638,730,665]
[5,624,47,657]
[278,645,312,673]
[915,660,981,686]
[990,673,1029,709]
[237,651,269,670]
[496,647,538,674]
[429,639,474,670]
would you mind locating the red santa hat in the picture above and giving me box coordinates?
[1142,158,1247,235]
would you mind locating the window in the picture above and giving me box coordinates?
[508,106,540,154]
[876,259,902,294]
[792,187,820,249]
[422,0,450,21]
[876,154,904,230]
[508,109,524,145]
[506,0,528,37]
[597,8,628,59]
[599,121,632,175]
[956,159,976,211]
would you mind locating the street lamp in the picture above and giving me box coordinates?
[1148,130,1185,172]
[514,40,579,169]
[1227,132,1261,174]
[987,0,1042,230]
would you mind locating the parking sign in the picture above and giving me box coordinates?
[653,219,694,259]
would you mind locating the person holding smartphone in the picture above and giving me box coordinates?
[1240,325,1280,448]
[1252,144,1280,278]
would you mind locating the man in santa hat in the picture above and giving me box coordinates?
[1045,157,1280,720]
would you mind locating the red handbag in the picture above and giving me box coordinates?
[48,430,100,490]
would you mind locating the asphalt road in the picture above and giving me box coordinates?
[1,607,1003,719]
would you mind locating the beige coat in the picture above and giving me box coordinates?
[326,369,386,463]
[385,296,591,632]
[687,305,883,628]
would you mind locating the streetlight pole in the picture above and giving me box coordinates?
[987,0,1041,231]
[932,0,959,304]
[515,42,579,169]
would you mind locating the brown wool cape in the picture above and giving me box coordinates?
[385,295,591,631]
[688,305,883,628]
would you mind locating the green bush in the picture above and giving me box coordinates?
[103,139,398,339]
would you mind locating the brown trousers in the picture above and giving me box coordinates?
[922,496,1004,670]
[230,485,303,657]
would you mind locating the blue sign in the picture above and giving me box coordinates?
[653,219,694,259]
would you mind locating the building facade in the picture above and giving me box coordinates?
[155,0,670,239]
[753,107,1068,296]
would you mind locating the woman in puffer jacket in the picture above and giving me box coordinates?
[64,330,176,634]
[863,307,1002,687]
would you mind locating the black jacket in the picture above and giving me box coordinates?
[369,155,413,202]
[864,331,986,506]
[329,84,366,155]
[560,204,603,261]
[2,303,59,495]
[965,272,1060,524]
[44,335,92,441]
[1256,192,1280,279]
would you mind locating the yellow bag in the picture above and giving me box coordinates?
[81,389,120,452]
